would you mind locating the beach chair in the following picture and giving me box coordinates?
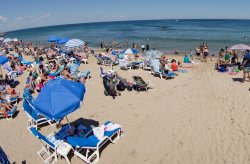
[150,59,175,79]
[0,106,17,120]
[118,59,132,70]
[132,76,152,91]
[142,59,152,70]
[29,127,73,164]
[23,96,53,130]
[66,121,123,164]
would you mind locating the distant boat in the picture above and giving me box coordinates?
[176,20,179,22]
[0,32,7,37]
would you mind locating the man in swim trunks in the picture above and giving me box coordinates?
[241,50,250,83]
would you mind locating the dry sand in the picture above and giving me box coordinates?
[1,55,250,164]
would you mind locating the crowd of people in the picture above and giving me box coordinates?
[0,39,93,118]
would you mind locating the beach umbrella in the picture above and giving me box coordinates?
[0,147,10,164]
[65,39,85,48]
[121,48,139,55]
[48,35,59,42]
[0,37,4,41]
[3,38,12,43]
[12,38,18,42]
[0,56,9,65]
[144,50,163,59]
[34,78,86,121]
[57,37,69,44]
[230,44,250,50]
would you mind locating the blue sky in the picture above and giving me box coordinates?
[0,0,250,32]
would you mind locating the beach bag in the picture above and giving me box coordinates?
[117,81,126,91]
[219,67,227,72]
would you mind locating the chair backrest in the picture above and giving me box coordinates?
[150,59,160,72]
[29,127,55,148]
[143,59,151,67]
[118,60,129,68]
[23,97,39,120]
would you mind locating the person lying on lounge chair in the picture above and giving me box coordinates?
[0,93,14,118]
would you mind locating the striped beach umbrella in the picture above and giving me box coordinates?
[230,44,250,50]
[65,39,85,48]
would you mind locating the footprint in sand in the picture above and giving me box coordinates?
[129,149,137,158]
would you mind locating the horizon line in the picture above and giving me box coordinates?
[6,18,250,33]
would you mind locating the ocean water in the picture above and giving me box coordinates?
[7,19,250,54]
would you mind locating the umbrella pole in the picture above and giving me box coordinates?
[66,117,74,133]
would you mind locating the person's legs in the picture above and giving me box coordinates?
[242,71,247,83]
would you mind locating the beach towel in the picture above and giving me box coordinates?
[104,122,122,131]
[91,125,105,140]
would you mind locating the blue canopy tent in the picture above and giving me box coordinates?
[48,36,60,42]
[34,78,86,121]
[57,38,69,44]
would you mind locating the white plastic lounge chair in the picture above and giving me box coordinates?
[150,59,175,79]
[67,121,123,164]
[23,97,53,129]
[142,59,152,70]
[118,59,132,70]
[29,127,73,164]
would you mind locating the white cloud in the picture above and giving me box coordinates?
[40,13,51,19]
[16,16,34,21]
[120,14,126,18]
[0,16,7,23]
[16,17,23,21]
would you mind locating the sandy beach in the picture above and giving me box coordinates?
[0,53,250,164]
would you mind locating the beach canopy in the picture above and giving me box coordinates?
[230,44,250,50]
[34,78,86,121]
[48,36,59,42]
[65,39,85,48]
[0,56,9,65]
[144,50,163,59]
[3,38,12,43]
[121,48,139,55]
[57,37,69,44]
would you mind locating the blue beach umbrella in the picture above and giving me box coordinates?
[121,48,139,55]
[0,56,9,65]
[48,36,59,42]
[57,37,69,44]
[0,147,10,164]
[34,78,86,121]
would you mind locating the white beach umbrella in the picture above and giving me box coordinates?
[12,38,18,42]
[65,39,85,48]
[3,38,12,43]
[230,44,250,50]
[0,37,4,41]
[144,50,163,59]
